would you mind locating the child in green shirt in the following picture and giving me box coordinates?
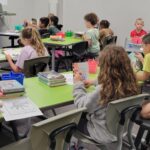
[83,13,100,56]
[135,33,150,81]
[135,33,150,119]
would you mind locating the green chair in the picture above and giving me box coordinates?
[0,107,86,150]
[74,94,149,150]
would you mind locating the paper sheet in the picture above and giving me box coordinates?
[3,48,22,60]
[1,96,43,121]
[63,73,73,85]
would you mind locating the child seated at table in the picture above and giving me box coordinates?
[73,45,138,144]
[24,17,49,36]
[99,20,114,48]
[48,13,55,26]
[135,33,150,119]
[135,33,150,82]
[130,18,147,38]
[5,27,49,73]
[83,13,100,57]
[48,15,61,35]
[38,17,50,37]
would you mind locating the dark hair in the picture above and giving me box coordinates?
[142,33,150,44]
[84,13,98,26]
[100,20,110,29]
[50,15,59,27]
[98,45,138,105]
[40,17,49,28]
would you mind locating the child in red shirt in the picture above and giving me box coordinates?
[130,18,147,38]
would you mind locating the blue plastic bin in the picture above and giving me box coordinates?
[1,71,24,85]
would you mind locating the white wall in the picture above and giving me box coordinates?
[0,0,33,47]
[62,0,150,45]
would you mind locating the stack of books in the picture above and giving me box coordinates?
[0,80,25,99]
[38,72,66,87]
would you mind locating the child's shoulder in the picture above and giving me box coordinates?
[22,45,34,52]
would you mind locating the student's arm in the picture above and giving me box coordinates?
[84,79,98,88]
[136,71,150,81]
[135,52,144,64]
[5,54,21,72]
[73,72,100,112]
[83,33,92,47]
[141,102,150,119]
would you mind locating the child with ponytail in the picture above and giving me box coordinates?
[5,27,49,72]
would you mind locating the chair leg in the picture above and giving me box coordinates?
[127,121,136,149]
[134,126,145,149]
[0,122,2,132]
[9,121,20,141]
[52,108,57,116]
[145,131,150,145]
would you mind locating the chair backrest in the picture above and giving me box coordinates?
[72,41,88,57]
[39,29,51,38]
[102,35,117,49]
[57,24,63,31]
[106,94,149,136]
[23,56,50,78]
[30,108,86,150]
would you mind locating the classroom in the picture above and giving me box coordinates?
[0,0,149,150]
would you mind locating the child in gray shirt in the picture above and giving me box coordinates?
[73,45,138,144]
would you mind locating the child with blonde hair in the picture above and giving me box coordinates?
[130,18,147,38]
[5,27,49,72]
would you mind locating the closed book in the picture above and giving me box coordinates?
[0,80,25,94]
[0,91,25,99]
[38,75,66,83]
[38,72,65,80]
[38,78,66,87]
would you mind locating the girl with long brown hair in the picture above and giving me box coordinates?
[5,27,49,72]
[73,45,138,144]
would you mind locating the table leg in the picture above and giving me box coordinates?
[9,121,20,141]
[11,37,15,48]
[51,47,55,72]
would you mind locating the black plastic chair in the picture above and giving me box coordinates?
[57,24,63,31]
[55,41,88,72]
[38,29,51,38]
[101,35,117,50]
[23,56,50,78]
[131,95,150,150]
[71,41,88,62]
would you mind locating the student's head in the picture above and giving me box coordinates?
[99,20,110,29]
[49,15,59,27]
[39,17,49,29]
[84,13,98,28]
[142,33,150,54]
[98,45,138,105]
[135,18,144,31]
[21,27,46,56]
[48,13,55,19]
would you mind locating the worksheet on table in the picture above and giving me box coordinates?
[2,96,43,121]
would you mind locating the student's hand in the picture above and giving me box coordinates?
[5,54,12,61]
[84,80,95,88]
[74,72,83,83]
[135,52,144,63]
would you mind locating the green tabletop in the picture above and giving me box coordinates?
[24,73,97,109]
[42,37,83,47]
[0,73,97,119]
